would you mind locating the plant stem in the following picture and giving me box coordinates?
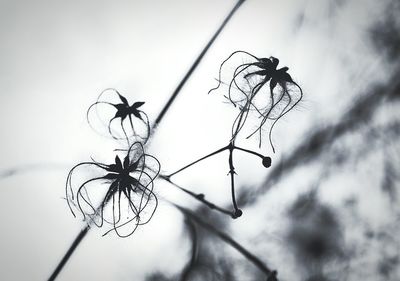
[167,145,229,178]
[48,226,90,281]
[227,143,241,217]
[234,145,264,159]
[160,175,233,216]
[153,0,246,129]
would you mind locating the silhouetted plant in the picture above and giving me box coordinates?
[0,3,394,279]
[61,48,302,281]
[209,50,303,152]
[66,142,160,237]
[0,2,319,280]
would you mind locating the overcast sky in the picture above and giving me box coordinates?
[0,0,398,280]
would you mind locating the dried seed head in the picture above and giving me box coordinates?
[66,142,160,237]
[209,51,303,151]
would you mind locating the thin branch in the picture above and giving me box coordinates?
[159,175,234,217]
[228,144,242,217]
[164,142,270,218]
[234,145,264,159]
[48,226,90,281]
[166,145,229,178]
[152,0,246,129]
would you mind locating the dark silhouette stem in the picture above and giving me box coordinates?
[165,142,266,217]
[48,226,90,281]
[153,0,246,129]
[167,145,229,177]
[159,175,233,216]
[167,144,265,178]
[228,143,240,216]
[234,145,264,159]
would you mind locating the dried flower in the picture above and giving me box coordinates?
[87,88,150,145]
[209,51,303,152]
[66,142,160,237]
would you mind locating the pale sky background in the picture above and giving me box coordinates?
[0,0,399,280]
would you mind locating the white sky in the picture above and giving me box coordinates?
[0,0,397,280]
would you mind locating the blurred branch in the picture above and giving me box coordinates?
[180,218,198,281]
[175,204,274,277]
[0,163,68,179]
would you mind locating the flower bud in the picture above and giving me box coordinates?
[262,156,272,168]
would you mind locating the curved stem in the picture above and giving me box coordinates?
[159,175,233,217]
[228,143,241,217]
[233,145,265,159]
